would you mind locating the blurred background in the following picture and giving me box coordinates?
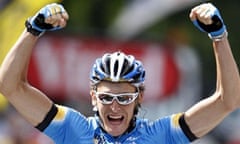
[0,0,240,143]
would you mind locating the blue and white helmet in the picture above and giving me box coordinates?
[90,51,145,87]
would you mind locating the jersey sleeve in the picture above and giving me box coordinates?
[149,113,195,143]
[42,105,95,144]
[169,113,193,143]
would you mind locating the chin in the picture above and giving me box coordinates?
[105,125,127,137]
[108,130,125,137]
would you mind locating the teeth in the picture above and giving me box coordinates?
[109,115,122,119]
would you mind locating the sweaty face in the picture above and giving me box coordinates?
[91,81,141,137]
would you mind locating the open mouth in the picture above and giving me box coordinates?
[107,115,124,124]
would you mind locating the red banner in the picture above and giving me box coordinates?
[28,35,180,102]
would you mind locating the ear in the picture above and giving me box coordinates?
[90,90,97,106]
[137,92,144,104]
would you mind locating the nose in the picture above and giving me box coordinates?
[110,99,121,112]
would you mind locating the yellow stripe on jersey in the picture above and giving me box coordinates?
[54,105,67,121]
[171,113,183,127]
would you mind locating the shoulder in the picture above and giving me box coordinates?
[136,113,184,135]
[132,114,189,143]
[55,105,97,124]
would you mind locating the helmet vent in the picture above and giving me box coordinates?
[102,57,111,75]
[121,59,129,75]
[114,60,119,77]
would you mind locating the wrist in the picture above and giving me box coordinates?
[208,30,228,41]
[25,19,44,37]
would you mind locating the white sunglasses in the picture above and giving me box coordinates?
[94,91,139,105]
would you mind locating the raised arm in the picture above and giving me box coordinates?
[0,3,68,126]
[184,3,240,138]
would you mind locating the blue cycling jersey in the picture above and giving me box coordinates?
[43,105,190,144]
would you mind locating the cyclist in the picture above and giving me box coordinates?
[0,2,239,144]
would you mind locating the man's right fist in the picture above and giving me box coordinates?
[25,3,69,36]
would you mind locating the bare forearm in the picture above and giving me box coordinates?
[0,30,38,95]
[213,35,240,110]
[0,30,54,126]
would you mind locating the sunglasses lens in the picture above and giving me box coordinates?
[117,95,134,104]
[98,94,114,104]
